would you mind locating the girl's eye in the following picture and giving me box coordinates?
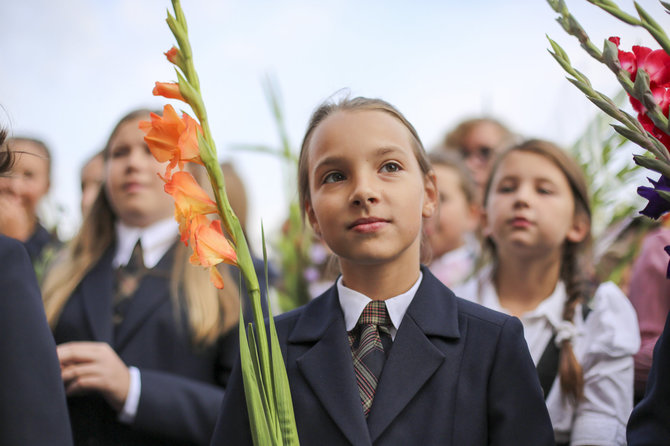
[323,172,345,184]
[497,183,515,193]
[380,162,401,173]
[110,146,129,159]
[537,185,554,195]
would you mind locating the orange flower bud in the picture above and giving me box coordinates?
[165,46,180,65]
[153,81,185,102]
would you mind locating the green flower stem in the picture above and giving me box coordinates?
[162,1,300,444]
[166,0,275,402]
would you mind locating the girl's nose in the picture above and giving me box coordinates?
[512,184,532,207]
[350,176,380,207]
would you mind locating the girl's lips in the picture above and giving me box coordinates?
[123,182,144,193]
[509,216,533,228]
[349,217,389,233]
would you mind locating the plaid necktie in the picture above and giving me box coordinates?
[348,300,392,418]
[113,240,147,328]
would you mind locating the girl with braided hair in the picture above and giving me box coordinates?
[455,139,640,445]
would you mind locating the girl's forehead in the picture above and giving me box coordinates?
[308,109,413,156]
[495,150,562,176]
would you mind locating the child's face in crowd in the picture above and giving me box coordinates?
[80,154,104,217]
[305,109,436,271]
[425,165,478,258]
[460,122,508,193]
[0,140,50,220]
[484,150,586,259]
[105,117,174,228]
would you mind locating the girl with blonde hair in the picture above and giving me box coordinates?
[42,109,241,446]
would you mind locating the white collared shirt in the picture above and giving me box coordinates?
[337,272,423,340]
[113,218,179,269]
[455,270,640,445]
[113,217,178,424]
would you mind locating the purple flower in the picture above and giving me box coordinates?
[637,175,670,219]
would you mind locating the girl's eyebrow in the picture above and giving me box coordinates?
[313,145,408,172]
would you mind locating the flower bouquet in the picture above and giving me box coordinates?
[547,0,670,275]
[139,1,298,444]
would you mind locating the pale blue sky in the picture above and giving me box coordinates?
[1,0,668,250]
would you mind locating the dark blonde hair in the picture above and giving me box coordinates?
[42,109,239,345]
[298,96,432,217]
[443,117,515,152]
[427,151,478,205]
[483,139,594,403]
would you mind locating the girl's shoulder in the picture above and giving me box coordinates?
[579,281,640,357]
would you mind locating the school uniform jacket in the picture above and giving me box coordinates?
[0,235,73,446]
[211,267,554,445]
[627,308,670,445]
[53,243,238,446]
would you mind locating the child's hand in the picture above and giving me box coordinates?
[57,341,130,412]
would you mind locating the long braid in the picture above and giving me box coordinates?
[558,241,588,403]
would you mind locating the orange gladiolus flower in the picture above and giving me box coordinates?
[189,218,238,289]
[153,81,185,102]
[162,171,218,242]
[139,104,203,178]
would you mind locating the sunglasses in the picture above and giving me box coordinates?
[458,146,494,163]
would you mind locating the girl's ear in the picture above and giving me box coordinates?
[422,172,438,218]
[566,212,590,244]
[305,200,321,237]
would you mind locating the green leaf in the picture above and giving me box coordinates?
[239,304,274,446]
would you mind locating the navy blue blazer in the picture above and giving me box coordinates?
[627,308,670,444]
[53,242,238,446]
[0,235,73,446]
[211,267,554,445]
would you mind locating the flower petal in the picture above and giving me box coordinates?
[638,175,670,219]
[192,219,237,268]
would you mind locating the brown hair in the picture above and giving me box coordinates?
[442,117,515,152]
[427,151,478,205]
[483,139,593,403]
[298,96,433,217]
[0,128,12,174]
[42,109,239,345]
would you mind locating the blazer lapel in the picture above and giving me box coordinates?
[81,247,115,344]
[114,244,175,351]
[292,288,372,446]
[367,268,462,443]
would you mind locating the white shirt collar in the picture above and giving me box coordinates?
[474,269,566,330]
[337,272,423,340]
[113,218,179,269]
